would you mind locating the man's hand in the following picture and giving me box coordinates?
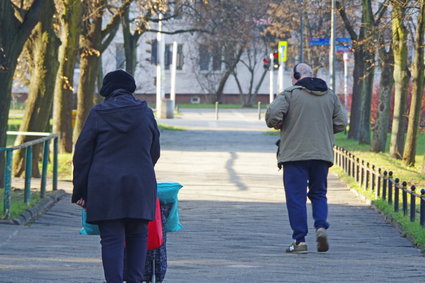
[274,121,282,130]
[76,198,86,208]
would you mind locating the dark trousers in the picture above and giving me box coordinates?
[283,160,330,243]
[98,219,149,283]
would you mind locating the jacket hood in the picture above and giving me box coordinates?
[95,98,147,133]
[295,77,328,96]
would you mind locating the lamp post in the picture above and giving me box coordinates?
[329,0,336,91]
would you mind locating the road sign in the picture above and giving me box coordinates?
[309,37,352,46]
[278,41,287,62]
[336,45,352,53]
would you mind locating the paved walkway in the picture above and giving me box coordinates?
[1,108,425,282]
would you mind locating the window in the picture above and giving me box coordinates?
[164,44,172,70]
[212,46,222,71]
[165,44,184,70]
[198,43,222,71]
[176,44,184,70]
[199,44,210,71]
[115,43,125,69]
[150,40,158,65]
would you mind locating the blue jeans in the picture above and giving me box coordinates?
[98,219,148,283]
[283,160,330,243]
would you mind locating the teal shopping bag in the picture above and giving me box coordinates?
[80,209,100,235]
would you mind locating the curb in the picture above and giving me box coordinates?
[0,190,67,225]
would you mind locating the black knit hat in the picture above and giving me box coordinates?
[99,69,136,97]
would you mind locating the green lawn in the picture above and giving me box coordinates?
[335,132,425,189]
[0,188,45,219]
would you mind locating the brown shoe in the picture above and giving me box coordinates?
[316,228,329,252]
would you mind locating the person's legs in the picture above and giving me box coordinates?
[283,161,309,243]
[124,219,149,283]
[98,220,125,283]
[307,160,330,230]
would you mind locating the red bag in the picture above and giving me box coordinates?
[147,198,163,250]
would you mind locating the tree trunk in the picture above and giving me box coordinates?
[348,50,365,140]
[0,0,52,185]
[358,60,374,144]
[13,2,60,177]
[53,0,82,153]
[358,0,375,144]
[371,48,394,152]
[215,47,244,103]
[390,1,409,159]
[73,0,129,142]
[73,2,104,143]
[402,0,425,166]
[122,7,141,76]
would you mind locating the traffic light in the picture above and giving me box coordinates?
[273,51,279,70]
[263,58,270,70]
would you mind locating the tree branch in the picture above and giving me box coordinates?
[17,0,50,51]
[146,28,210,34]
[336,1,358,41]
[101,0,132,40]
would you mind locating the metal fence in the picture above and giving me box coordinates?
[1,132,59,217]
[334,146,425,227]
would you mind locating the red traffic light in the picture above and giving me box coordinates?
[263,58,269,64]
[273,52,278,58]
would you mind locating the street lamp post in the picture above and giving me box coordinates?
[329,0,336,91]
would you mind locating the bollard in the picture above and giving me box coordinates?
[410,186,416,222]
[258,101,262,120]
[215,101,219,120]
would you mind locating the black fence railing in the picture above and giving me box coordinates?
[334,146,425,227]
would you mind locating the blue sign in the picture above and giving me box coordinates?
[309,37,352,46]
[336,45,352,53]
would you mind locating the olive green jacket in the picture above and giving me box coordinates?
[265,85,347,165]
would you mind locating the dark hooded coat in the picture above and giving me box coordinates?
[72,89,160,224]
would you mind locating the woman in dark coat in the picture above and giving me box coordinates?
[72,69,160,283]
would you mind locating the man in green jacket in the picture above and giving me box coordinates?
[265,63,347,253]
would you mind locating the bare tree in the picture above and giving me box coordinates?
[12,0,60,177]
[0,0,53,185]
[402,0,425,166]
[389,0,411,159]
[73,0,131,143]
[52,0,83,153]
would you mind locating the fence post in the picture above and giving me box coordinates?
[53,137,58,191]
[394,178,400,212]
[40,140,50,198]
[377,168,382,197]
[402,181,407,216]
[383,171,387,200]
[388,171,393,204]
[364,162,369,191]
[410,186,416,222]
[360,160,365,187]
[3,150,12,217]
[355,158,360,183]
[215,101,219,120]
[371,165,376,193]
[420,189,425,227]
[348,152,352,177]
[24,146,33,205]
